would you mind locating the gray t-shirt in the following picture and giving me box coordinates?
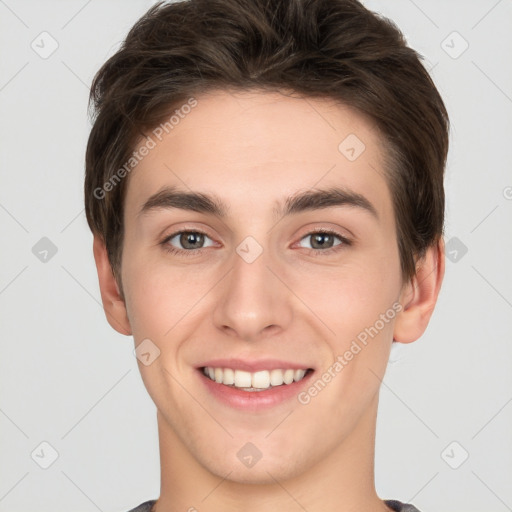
[126,498,421,511]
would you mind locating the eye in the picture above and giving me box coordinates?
[160,228,351,257]
[162,230,216,255]
[297,230,351,253]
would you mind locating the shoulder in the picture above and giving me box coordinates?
[384,499,422,512]
[125,499,157,512]
[125,498,420,512]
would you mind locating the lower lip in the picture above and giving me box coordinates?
[198,369,314,411]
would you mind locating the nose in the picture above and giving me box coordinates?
[212,241,293,342]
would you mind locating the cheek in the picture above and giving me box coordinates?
[299,258,399,404]
[290,255,400,342]
[121,251,215,340]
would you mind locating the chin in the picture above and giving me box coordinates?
[201,447,307,485]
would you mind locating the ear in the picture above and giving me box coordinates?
[393,237,445,344]
[92,235,132,336]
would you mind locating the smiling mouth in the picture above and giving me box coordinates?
[201,366,314,392]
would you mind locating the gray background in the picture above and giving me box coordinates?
[1,0,511,511]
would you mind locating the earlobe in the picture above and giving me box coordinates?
[393,237,445,344]
[92,235,132,336]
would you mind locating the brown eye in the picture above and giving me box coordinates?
[179,232,204,249]
[298,231,346,251]
[310,233,336,249]
[164,230,215,252]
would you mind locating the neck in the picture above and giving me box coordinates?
[153,392,391,512]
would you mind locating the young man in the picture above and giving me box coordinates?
[85,0,449,510]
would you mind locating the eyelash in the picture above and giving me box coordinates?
[160,228,352,258]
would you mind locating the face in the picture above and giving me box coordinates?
[119,89,406,483]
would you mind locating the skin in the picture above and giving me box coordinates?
[93,89,444,512]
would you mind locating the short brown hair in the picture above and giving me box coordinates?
[84,0,449,286]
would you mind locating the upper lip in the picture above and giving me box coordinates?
[198,358,314,372]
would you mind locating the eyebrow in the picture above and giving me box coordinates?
[138,185,379,221]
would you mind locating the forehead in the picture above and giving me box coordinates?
[126,89,393,225]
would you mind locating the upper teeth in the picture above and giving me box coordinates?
[203,367,308,390]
